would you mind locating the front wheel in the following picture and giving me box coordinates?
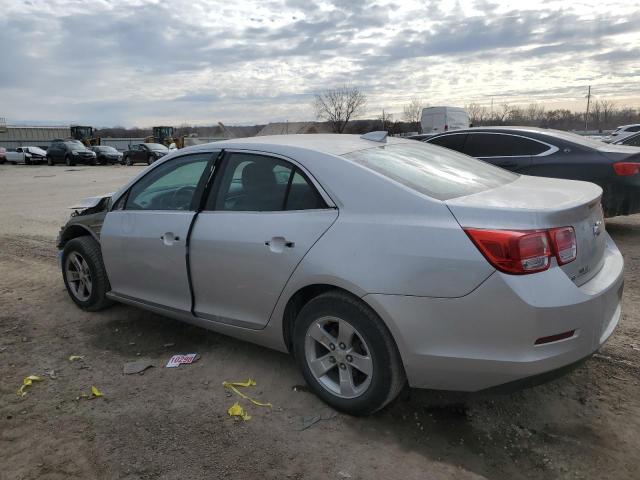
[47,155,54,166]
[61,236,113,311]
[124,155,133,166]
[65,155,76,166]
[147,154,154,165]
[293,291,406,416]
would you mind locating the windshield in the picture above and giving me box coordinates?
[99,146,118,152]
[67,142,87,152]
[542,129,613,149]
[343,142,517,201]
[146,143,168,151]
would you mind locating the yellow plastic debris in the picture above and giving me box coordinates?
[76,386,104,400]
[68,355,84,361]
[222,379,272,407]
[91,386,103,398]
[227,402,251,421]
[16,375,44,397]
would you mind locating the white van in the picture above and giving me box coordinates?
[420,107,470,134]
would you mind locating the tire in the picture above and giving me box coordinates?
[125,155,132,166]
[65,155,75,167]
[61,236,113,311]
[293,291,406,416]
[25,157,32,165]
[147,155,154,165]
[89,158,97,166]
[47,155,54,166]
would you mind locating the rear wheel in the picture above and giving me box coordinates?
[62,236,113,311]
[293,291,405,416]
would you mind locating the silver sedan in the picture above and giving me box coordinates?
[57,133,624,415]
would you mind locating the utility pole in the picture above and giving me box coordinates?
[585,85,591,131]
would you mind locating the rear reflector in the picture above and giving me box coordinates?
[535,330,575,345]
[613,162,640,176]
[549,227,577,265]
[464,226,577,275]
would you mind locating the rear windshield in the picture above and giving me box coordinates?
[343,142,517,200]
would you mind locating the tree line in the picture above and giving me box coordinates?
[95,86,639,138]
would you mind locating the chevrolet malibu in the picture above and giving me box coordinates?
[57,133,624,415]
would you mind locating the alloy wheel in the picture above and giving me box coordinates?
[65,251,92,302]
[304,316,373,399]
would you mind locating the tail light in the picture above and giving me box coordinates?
[464,227,577,275]
[444,124,448,131]
[613,162,640,176]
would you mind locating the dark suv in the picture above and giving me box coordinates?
[46,140,97,166]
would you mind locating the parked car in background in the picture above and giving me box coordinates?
[421,106,469,134]
[91,145,123,165]
[604,124,640,143]
[613,131,640,147]
[123,143,169,165]
[56,134,623,416]
[46,140,97,166]
[422,127,640,217]
[4,146,47,165]
[0,147,6,164]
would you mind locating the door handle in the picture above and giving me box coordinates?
[161,233,180,245]
[265,237,295,252]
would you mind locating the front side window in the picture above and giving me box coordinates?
[343,142,517,201]
[464,133,549,157]
[207,153,326,211]
[125,154,211,211]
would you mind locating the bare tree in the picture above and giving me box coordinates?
[313,86,367,133]
[402,98,424,132]
[378,109,394,131]
[466,103,488,126]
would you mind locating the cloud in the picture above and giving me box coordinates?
[0,0,638,126]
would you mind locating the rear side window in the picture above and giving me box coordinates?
[464,133,549,157]
[206,153,326,211]
[427,133,467,153]
[343,143,517,201]
[628,126,640,132]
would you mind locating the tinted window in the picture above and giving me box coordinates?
[624,134,640,146]
[427,133,467,153]
[464,133,549,157]
[343,143,517,201]
[207,153,325,211]
[628,126,640,132]
[125,154,210,211]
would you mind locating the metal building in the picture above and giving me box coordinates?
[0,125,72,149]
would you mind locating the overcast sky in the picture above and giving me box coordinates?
[1,0,639,127]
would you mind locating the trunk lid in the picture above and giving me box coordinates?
[446,175,606,285]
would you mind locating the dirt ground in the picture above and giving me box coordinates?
[1,164,640,480]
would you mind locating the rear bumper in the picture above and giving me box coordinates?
[364,233,624,391]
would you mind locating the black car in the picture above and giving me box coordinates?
[46,140,97,166]
[90,145,123,165]
[613,132,640,147]
[122,143,169,166]
[422,127,640,217]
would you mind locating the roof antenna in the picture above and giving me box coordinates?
[360,131,388,143]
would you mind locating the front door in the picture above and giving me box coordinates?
[101,153,214,312]
[189,151,338,329]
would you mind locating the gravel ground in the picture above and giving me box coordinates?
[1,164,639,480]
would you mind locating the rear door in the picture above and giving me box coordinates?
[101,153,214,312]
[189,151,338,329]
